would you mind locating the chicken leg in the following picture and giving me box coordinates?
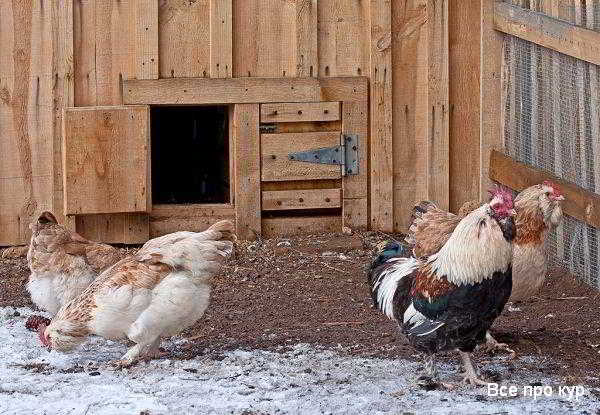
[113,343,145,368]
[415,355,454,390]
[144,338,170,360]
[485,331,516,359]
[459,351,489,386]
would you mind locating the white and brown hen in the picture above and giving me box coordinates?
[27,212,123,319]
[37,220,234,366]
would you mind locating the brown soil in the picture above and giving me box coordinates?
[2,231,599,386]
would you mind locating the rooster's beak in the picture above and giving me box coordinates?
[554,195,565,201]
[509,209,517,216]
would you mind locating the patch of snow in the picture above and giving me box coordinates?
[1,307,599,415]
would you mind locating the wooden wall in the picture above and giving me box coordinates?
[0,1,71,245]
[0,0,483,246]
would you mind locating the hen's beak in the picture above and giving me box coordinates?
[509,209,517,216]
[554,195,565,201]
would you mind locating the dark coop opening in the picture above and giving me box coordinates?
[151,106,229,204]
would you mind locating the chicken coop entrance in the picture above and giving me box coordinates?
[150,106,230,205]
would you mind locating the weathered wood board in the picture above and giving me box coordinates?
[262,189,341,211]
[62,106,151,215]
[260,102,340,123]
[261,132,342,182]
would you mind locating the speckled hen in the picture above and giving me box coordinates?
[37,220,235,366]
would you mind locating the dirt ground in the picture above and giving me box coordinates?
[2,231,600,387]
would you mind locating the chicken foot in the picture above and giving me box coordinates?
[144,338,170,360]
[485,331,516,359]
[459,351,489,386]
[112,338,170,368]
[112,343,145,368]
[415,355,454,390]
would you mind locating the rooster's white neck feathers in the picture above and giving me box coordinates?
[428,204,513,285]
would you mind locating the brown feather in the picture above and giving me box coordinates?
[411,266,457,301]
[407,200,481,259]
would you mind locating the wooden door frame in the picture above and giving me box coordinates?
[123,76,369,240]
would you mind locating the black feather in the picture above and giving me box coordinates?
[407,267,512,354]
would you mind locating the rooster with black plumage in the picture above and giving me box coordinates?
[367,186,516,387]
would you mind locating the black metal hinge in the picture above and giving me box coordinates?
[287,133,359,176]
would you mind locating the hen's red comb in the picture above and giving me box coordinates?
[543,180,563,196]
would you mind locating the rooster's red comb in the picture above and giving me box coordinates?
[488,185,514,207]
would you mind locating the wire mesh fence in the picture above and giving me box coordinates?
[501,1,600,289]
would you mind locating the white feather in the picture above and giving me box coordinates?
[27,271,95,316]
[403,304,445,336]
[428,205,512,285]
[373,257,420,320]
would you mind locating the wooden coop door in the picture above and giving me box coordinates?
[234,100,368,240]
[62,106,151,234]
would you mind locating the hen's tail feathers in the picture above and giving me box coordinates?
[37,211,58,225]
[207,219,236,242]
[457,200,480,218]
[138,221,235,276]
[140,220,236,252]
[404,201,437,245]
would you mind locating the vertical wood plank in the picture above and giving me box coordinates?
[427,0,449,210]
[74,0,97,107]
[480,0,504,200]
[11,0,38,242]
[342,100,368,230]
[234,104,261,240]
[448,0,480,212]
[94,0,121,105]
[318,0,369,77]
[370,0,393,231]
[296,0,318,77]
[51,0,74,224]
[135,0,159,79]
[232,0,258,76]
[233,0,296,77]
[391,0,428,231]
[0,0,18,244]
[210,0,232,78]
[260,0,296,77]
[159,0,210,78]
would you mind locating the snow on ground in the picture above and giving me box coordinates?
[1,307,599,415]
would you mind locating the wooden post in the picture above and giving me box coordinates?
[448,0,481,212]
[51,0,74,226]
[342,100,369,230]
[480,0,505,200]
[428,0,449,210]
[135,0,159,79]
[210,0,232,78]
[233,104,261,240]
[369,0,394,231]
[296,0,318,77]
